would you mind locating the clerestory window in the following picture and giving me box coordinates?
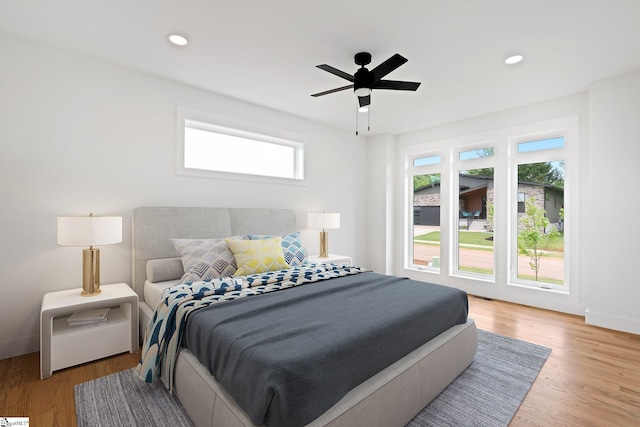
[177,106,305,183]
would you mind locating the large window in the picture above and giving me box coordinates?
[402,116,578,295]
[177,106,305,183]
[411,155,442,270]
[455,147,495,278]
[513,137,566,289]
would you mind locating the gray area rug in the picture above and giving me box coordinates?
[75,330,551,427]
[406,330,551,427]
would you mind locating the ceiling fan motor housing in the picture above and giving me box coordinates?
[353,52,373,96]
[354,68,374,96]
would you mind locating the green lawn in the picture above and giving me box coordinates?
[415,230,564,252]
[415,231,494,247]
[517,274,564,285]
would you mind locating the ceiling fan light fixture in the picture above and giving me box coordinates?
[168,34,188,46]
[312,52,420,134]
[505,54,524,65]
[354,87,372,97]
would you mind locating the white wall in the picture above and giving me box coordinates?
[585,71,640,334]
[0,35,368,359]
[366,134,396,274]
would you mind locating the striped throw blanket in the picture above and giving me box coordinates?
[135,263,363,390]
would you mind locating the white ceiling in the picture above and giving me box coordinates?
[2,0,640,135]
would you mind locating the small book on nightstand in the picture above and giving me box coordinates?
[67,308,110,325]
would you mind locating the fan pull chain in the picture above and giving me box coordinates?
[356,102,371,135]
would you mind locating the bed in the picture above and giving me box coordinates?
[132,207,478,427]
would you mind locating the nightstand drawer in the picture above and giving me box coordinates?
[51,306,131,371]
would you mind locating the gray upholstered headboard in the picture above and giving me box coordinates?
[131,207,298,301]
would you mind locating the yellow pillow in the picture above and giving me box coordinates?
[225,236,291,276]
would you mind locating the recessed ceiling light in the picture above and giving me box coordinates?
[168,34,188,46]
[505,54,524,65]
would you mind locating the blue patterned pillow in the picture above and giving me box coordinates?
[248,231,308,266]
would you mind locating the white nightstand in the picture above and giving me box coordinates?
[308,254,353,265]
[40,283,139,379]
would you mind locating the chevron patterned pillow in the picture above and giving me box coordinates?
[225,236,291,276]
[248,231,308,266]
[172,237,242,285]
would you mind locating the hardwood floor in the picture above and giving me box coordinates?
[469,296,640,427]
[1,297,639,426]
[0,349,139,426]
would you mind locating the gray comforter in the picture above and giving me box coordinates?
[183,271,469,427]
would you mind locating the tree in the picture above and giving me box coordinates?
[465,160,565,189]
[518,161,564,188]
[463,167,494,177]
[413,174,441,190]
[460,149,495,177]
[485,200,494,233]
[518,196,560,281]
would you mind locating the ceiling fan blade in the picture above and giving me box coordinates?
[358,95,371,108]
[370,54,408,82]
[316,64,355,82]
[373,80,421,91]
[311,84,354,97]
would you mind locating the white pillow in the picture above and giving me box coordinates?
[146,257,184,283]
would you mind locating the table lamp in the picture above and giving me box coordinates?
[57,213,122,296]
[307,212,340,258]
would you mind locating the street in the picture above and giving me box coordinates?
[413,243,564,283]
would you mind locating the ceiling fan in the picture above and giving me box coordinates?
[311,52,421,109]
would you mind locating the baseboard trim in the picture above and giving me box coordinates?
[585,308,640,335]
[0,335,39,360]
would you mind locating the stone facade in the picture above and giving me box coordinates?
[414,192,440,207]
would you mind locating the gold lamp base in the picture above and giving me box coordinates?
[319,230,329,258]
[82,247,102,296]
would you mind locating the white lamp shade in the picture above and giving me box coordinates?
[307,212,340,230]
[57,216,122,247]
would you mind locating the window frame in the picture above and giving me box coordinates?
[509,131,570,291]
[176,106,307,185]
[453,143,497,280]
[401,115,579,298]
[406,152,444,271]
